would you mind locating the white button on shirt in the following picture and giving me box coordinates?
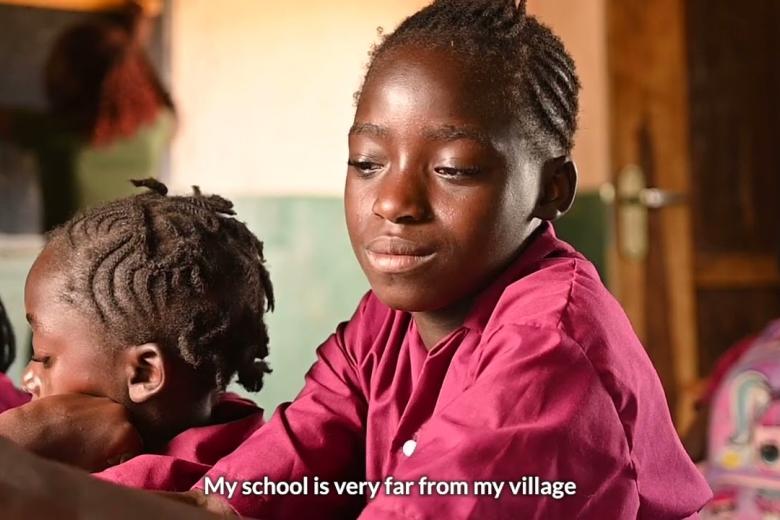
[402,439,417,457]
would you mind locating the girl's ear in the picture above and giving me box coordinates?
[532,156,578,221]
[124,343,166,404]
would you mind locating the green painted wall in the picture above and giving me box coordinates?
[227,197,368,412]
[555,190,610,281]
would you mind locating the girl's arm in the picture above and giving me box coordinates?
[0,437,218,520]
[0,393,143,471]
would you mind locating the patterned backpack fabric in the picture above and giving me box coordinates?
[704,320,780,518]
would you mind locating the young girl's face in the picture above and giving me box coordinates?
[23,245,124,401]
[345,45,544,313]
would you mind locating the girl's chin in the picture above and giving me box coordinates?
[369,287,455,314]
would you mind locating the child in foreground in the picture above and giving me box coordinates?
[188,0,712,518]
[17,179,272,491]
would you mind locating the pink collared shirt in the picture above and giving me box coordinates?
[95,393,263,491]
[203,224,710,518]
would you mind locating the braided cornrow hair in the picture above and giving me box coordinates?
[48,179,274,391]
[0,296,15,373]
[362,0,580,155]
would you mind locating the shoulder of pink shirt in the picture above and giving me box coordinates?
[93,392,264,491]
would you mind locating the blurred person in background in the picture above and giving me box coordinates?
[0,0,174,232]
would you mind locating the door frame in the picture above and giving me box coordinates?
[606,0,699,432]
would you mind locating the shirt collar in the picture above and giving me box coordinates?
[461,222,571,332]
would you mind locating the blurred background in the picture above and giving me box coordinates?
[0,0,777,448]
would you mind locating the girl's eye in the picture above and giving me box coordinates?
[348,159,384,176]
[434,166,481,178]
[31,355,52,368]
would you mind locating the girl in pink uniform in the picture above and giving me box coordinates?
[2,179,271,490]
[193,0,711,518]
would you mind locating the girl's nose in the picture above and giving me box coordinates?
[372,167,432,224]
[22,364,41,398]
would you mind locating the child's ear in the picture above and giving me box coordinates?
[123,344,166,404]
[532,156,578,221]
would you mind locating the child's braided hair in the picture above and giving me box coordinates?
[48,179,274,391]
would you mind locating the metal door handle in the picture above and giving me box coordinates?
[601,165,688,259]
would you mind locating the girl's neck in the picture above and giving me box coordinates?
[412,297,474,351]
[410,225,547,351]
[131,391,215,452]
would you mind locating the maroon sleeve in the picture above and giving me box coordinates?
[194,297,373,519]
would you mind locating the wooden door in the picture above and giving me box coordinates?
[606,0,780,434]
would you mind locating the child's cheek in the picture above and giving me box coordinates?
[44,361,109,399]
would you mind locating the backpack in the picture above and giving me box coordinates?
[704,320,780,518]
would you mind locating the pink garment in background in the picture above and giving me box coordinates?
[0,373,30,413]
[94,393,263,491]
[197,224,712,519]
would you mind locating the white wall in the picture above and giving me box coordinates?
[170,0,609,196]
[170,0,428,196]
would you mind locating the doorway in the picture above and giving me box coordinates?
[606,0,780,433]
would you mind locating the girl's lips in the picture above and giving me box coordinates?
[364,250,436,274]
[364,237,436,274]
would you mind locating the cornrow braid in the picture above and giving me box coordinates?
[0,296,15,374]
[49,179,274,392]
[363,0,580,155]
